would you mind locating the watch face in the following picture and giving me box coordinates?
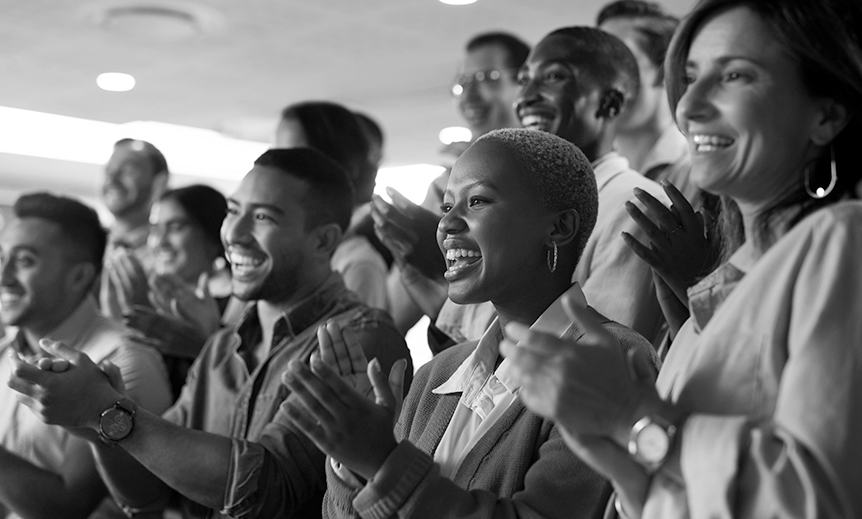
[101,408,133,441]
[637,422,670,462]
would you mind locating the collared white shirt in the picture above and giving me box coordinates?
[431,283,588,480]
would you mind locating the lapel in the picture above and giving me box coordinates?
[451,399,528,486]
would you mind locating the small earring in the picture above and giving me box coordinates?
[805,144,838,199]
[547,241,558,273]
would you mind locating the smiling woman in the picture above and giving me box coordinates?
[501,0,862,517]
[278,128,659,519]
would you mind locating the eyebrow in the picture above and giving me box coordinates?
[226,199,286,216]
[444,179,500,199]
[686,55,765,68]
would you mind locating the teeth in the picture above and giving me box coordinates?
[229,252,263,268]
[445,248,482,261]
[520,114,553,131]
[692,134,733,146]
[0,292,22,304]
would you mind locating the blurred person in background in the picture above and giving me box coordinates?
[100,139,168,317]
[276,101,390,311]
[0,193,170,519]
[102,185,230,397]
[373,32,530,336]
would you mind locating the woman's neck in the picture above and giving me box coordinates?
[493,278,572,338]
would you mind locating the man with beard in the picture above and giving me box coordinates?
[0,193,171,518]
[99,139,169,317]
[8,148,412,518]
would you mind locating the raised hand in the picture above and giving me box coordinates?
[107,248,152,315]
[279,354,407,480]
[123,306,208,359]
[371,188,446,279]
[622,181,718,306]
[500,294,659,446]
[7,339,123,431]
[151,272,221,339]
[316,319,371,398]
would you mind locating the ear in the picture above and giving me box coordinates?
[810,98,851,146]
[548,209,580,247]
[67,262,97,296]
[311,223,343,258]
[152,171,169,201]
[597,89,625,120]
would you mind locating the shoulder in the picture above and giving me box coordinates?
[412,341,476,386]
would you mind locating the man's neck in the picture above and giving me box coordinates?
[110,210,150,238]
[614,109,674,173]
[252,271,331,361]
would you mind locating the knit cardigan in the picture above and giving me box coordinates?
[323,316,653,519]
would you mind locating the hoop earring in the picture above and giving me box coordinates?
[547,241,558,273]
[805,144,837,199]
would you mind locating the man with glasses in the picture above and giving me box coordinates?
[373,32,529,340]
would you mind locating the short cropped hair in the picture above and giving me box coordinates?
[473,128,599,263]
[160,185,227,260]
[596,1,679,85]
[466,32,531,71]
[279,102,372,201]
[354,112,384,151]
[13,192,107,274]
[114,138,169,177]
[254,148,354,233]
[547,26,640,104]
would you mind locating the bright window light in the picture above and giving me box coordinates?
[439,0,477,5]
[374,164,446,205]
[438,126,472,145]
[97,72,136,92]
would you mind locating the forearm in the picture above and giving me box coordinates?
[0,445,104,519]
[90,441,171,514]
[110,408,233,510]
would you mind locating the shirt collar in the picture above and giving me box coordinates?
[433,283,588,396]
[591,152,631,192]
[686,244,753,333]
[8,295,100,357]
[108,224,149,250]
[234,272,347,350]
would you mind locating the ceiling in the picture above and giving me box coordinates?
[0,0,694,206]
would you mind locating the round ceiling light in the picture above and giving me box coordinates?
[97,72,136,92]
[82,1,226,42]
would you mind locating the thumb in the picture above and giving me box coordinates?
[626,347,658,385]
[387,359,407,401]
[367,358,395,411]
[196,271,210,299]
[385,187,414,212]
[99,360,126,393]
[39,339,83,364]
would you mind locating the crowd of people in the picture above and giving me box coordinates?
[1,0,860,517]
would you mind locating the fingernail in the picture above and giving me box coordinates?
[633,187,643,195]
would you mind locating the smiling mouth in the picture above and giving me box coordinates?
[692,134,734,152]
[520,113,554,132]
[461,105,489,124]
[0,290,24,306]
[228,250,265,277]
[445,248,483,272]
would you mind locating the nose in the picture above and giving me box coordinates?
[675,76,717,125]
[0,257,14,286]
[149,225,169,250]
[514,77,540,117]
[462,77,482,102]
[437,204,467,237]
[221,211,252,248]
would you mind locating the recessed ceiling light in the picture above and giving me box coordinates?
[439,0,477,5]
[97,72,136,92]
[439,126,472,145]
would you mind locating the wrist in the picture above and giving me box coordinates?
[356,435,398,481]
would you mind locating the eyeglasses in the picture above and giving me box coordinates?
[451,68,518,96]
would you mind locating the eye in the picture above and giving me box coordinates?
[722,71,749,82]
[516,73,529,86]
[14,254,35,268]
[468,197,488,208]
[682,73,696,85]
[440,203,453,214]
[254,212,275,222]
[225,207,238,216]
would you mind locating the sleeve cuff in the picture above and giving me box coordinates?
[221,439,267,517]
[353,441,434,519]
[680,414,749,517]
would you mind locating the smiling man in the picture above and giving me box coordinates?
[0,193,171,519]
[435,27,670,345]
[8,149,411,519]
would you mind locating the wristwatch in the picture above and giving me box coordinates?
[98,397,137,446]
[627,415,677,472]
